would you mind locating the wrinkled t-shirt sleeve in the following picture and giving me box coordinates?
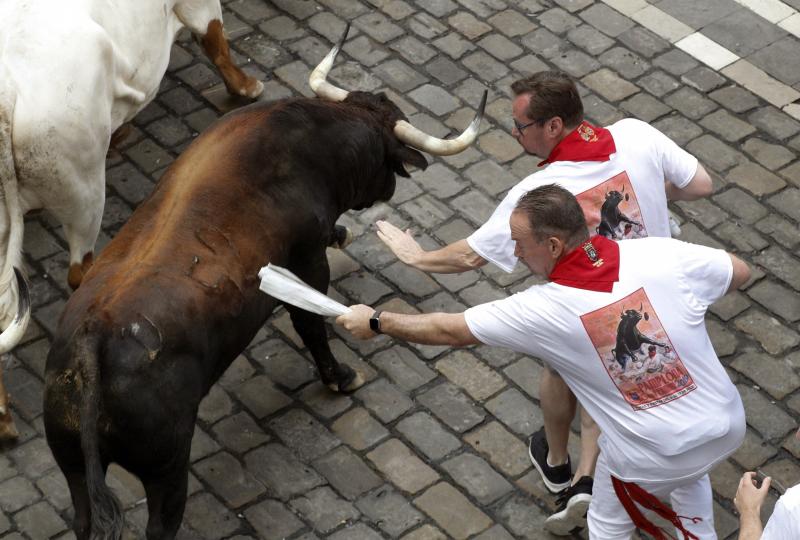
[676,240,733,307]
[762,487,800,540]
[645,121,699,190]
[466,188,521,273]
[464,293,543,357]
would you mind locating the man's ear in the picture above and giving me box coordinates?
[548,236,565,259]
[546,117,565,139]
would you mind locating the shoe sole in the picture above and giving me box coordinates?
[544,493,591,536]
[528,445,571,494]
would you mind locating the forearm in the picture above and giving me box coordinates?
[411,240,487,273]
[379,311,479,346]
[737,512,763,540]
[666,164,713,201]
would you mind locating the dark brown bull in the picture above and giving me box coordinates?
[43,27,484,540]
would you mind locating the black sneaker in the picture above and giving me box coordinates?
[544,476,593,536]
[527,427,571,493]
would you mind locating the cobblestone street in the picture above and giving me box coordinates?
[2,0,800,538]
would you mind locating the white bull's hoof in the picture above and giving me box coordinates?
[327,370,365,393]
[0,410,19,442]
[241,79,264,99]
[330,226,353,250]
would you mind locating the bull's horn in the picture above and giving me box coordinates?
[0,268,31,354]
[309,24,351,102]
[394,90,487,156]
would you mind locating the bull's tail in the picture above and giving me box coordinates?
[0,64,30,351]
[75,334,124,540]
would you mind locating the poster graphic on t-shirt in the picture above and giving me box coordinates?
[580,288,695,411]
[576,172,648,240]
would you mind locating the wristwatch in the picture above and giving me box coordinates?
[369,310,383,334]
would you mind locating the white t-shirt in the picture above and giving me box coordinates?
[464,237,744,483]
[763,485,800,539]
[467,118,699,272]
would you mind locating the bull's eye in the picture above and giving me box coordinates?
[644,313,649,321]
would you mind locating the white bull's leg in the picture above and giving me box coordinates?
[61,187,104,291]
[174,1,263,98]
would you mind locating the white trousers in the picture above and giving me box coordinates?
[588,453,717,540]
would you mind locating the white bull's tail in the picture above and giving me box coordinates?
[0,65,32,353]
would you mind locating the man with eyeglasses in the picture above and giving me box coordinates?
[376,70,713,534]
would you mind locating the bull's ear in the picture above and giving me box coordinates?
[395,147,428,177]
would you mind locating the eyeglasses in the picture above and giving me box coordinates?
[513,118,540,133]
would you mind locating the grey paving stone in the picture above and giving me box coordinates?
[124,138,174,174]
[8,438,55,479]
[477,129,524,163]
[417,382,485,433]
[414,482,492,539]
[582,68,639,102]
[749,37,800,86]
[749,106,800,140]
[396,412,462,461]
[520,27,569,60]
[35,470,72,512]
[243,500,305,540]
[269,408,340,462]
[232,374,292,419]
[244,444,325,501]
[755,214,800,250]
[780,160,800,188]
[441,452,513,504]
[355,485,425,536]
[743,138,796,170]
[448,11,492,39]
[338,272,393,304]
[298,381,353,420]
[710,85,761,114]
[713,221,768,253]
[355,378,414,423]
[477,34,523,61]
[485,387,542,436]
[422,0,459,18]
[433,32,477,59]
[354,12,405,42]
[496,494,549,538]
[748,280,800,323]
[367,439,440,494]
[290,486,360,533]
[228,0,277,22]
[599,47,650,79]
[450,190,498,227]
[703,8,787,57]
[371,346,437,391]
[538,7,581,35]
[665,87,718,121]
[488,9,537,37]
[190,425,221,463]
[182,492,241,539]
[426,57,469,86]
[391,36,438,65]
[701,109,757,143]
[768,187,800,222]
[734,310,800,356]
[13,501,67,539]
[193,452,266,508]
[651,114,703,147]
[688,135,747,173]
[580,4,634,37]
[503,357,544,401]
[638,71,680,99]
[683,68,726,98]
[755,246,800,290]
[657,0,739,28]
[551,49,603,79]
[250,339,316,390]
[461,51,510,82]
[332,407,390,451]
[621,92,671,122]
[567,24,615,55]
[211,411,270,454]
[732,351,800,400]
[409,11,449,40]
[675,199,728,231]
[732,428,778,471]
[653,49,699,76]
[435,350,506,401]
[327,522,384,539]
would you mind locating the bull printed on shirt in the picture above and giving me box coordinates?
[580,288,696,411]
[576,172,647,240]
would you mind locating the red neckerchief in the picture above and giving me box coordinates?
[548,235,620,292]
[538,121,616,166]
[611,477,702,540]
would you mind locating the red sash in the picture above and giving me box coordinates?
[539,121,616,166]
[611,477,702,540]
[549,235,620,292]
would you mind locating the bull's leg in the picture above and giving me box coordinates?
[328,225,353,250]
[287,306,364,392]
[0,367,18,441]
[141,464,189,540]
[59,173,103,290]
[64,471,92,540]
[200,20,264,99]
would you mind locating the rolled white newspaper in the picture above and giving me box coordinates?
[258,263,350,317]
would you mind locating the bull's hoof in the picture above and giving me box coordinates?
[326,369,365,393]
[330,226,353,250]
[0,412,19,442]
[232,78,264,99]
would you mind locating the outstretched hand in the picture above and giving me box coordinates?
[336,304,377,340]
[735,472,771,516]
[376,220,423,266]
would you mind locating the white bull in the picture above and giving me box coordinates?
[0,0,263,441]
